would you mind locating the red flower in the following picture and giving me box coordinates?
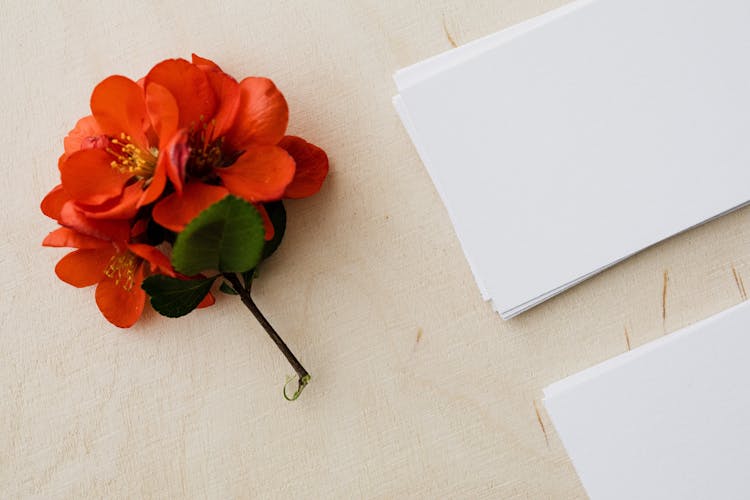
[43,226,215,327]
[147,55,329,235]
[58,75,171,214]
[42,54,328,328]
[42,227,172,327]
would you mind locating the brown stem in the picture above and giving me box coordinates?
[223,273,310,400]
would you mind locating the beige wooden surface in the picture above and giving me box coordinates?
[3,1,749,498]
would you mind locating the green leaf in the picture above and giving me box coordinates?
[261,201,287,260]
[219,281,238,295]
[171,195,265,275]
[142,275,216,318]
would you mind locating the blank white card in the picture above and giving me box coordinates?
[544,301,750,500]
[394,0,750,318]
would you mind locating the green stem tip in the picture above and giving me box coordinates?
[284,374,311,401]
[223,272,311,401]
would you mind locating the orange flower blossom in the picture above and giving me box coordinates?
[42,54,329,330]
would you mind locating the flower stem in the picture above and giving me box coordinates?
[223,273,310,400]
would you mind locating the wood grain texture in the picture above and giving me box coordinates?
[2,0,748,497]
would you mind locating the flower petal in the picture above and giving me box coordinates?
[216,146,295,203]
[225,77,288,150]
[60,149,130,205]
[145,82,179,140]
[197,292,215,309]
[43,227,111,249]
[152,182,229,232]
[90,75,149,148]
[59,201,130,243]
[63,115,103,151]
[145,86,186,196]
[145,59,217,129]
[62,116,106,165]
[191,53,222,72]
[127,243,175,277]
[190,53,240,138]
[41,185,71,221]
[255,203,274,241]
[55,248,114,288]
[205,71,241,140]
[163,128,189,195]
[79,183,143,220]
[95,263,146,328]
[279,136,330,198]
[138,153,168,207]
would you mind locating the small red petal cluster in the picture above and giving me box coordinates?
[42,54,329,328]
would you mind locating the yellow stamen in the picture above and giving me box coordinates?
[104,252,138,291]
[107,133,156,178]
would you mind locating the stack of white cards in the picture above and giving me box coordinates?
[543,301,750,499]
[394,0,750,319]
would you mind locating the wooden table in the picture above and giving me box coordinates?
[3,0,748,497]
